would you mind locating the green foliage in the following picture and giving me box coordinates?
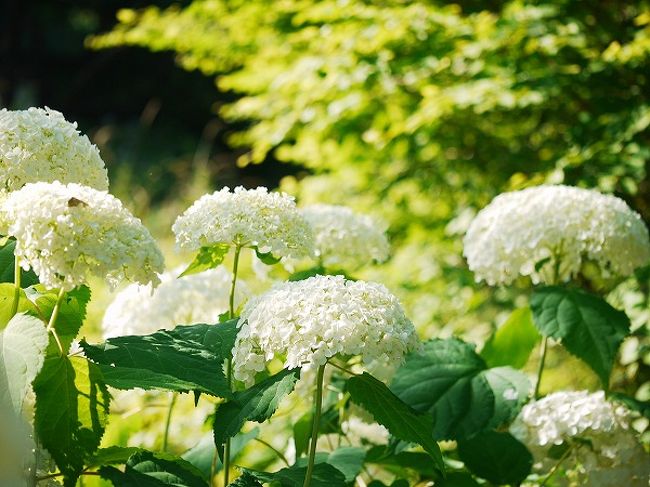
[0,239,38,287]
[0,283,36,327]
[181,244,230,277]
[346,372,445,476]
[214,368,299,448]
[391,339,530,440]
[242,463,347,487]
[457,430,533,485]
[530,286,631,387]
[81,325,234,397]
[87,446,143,468]
[184,428,259,477]
[481,307,540,369]
[254,247,281,265]
[172,319,239,357]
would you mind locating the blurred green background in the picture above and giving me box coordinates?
[2,0,650,445]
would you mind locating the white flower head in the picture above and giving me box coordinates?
[172,186,314,260]
[301,204,389,270]
[0,107,109,192]
[464,185,650,285]
[232,275,419,385]
[102,266,249,338]
[3,181,164,291]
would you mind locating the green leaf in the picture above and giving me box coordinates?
[87,446,142,468]
[346,372,445,477]
[366,445,440,478]
[242,463,347,487]
[0,239,39,287]
[172,320,239,358]
[229,471,264,486]
[326,447,366,483]
[293,406,340,458]
[391,339,530,441]
[530,286,630,386]
[33,355,110,486]
[436,472,481,487]
[183,428,259,478]
[181,244,230,277]
[81,326,233,398]
[457,430,533,485]
[288,266,325,281]
[481,307,540,369]
[214,368,299,447]
[0,283,37,328]
[100,450,208,486]
[0,313,49,414]
[254,247,281,265]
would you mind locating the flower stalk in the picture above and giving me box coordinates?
[303,364,326,487]
[10,256,21,318]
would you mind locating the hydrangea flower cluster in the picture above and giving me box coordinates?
[3,181,164,291]
[172,186,314,260]
[232,275,419,385]
[0,107,109,192]
[510,391,650,486]
[102,266,249,338]
[463,185,650,285]
[300,204,389,270]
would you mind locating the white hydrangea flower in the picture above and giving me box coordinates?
[0,107,109,192]
[172,186,314,260]
[463,185,650,285]
[300,204,389,270]
[232,275,419,385]
[102,266,249,338]
[3,181,164,291]
[510,390,650,486]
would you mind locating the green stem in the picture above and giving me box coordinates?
[10,257,21,318]
[534,336,549,399]
[46,288,66,355]
[302,364,326,487]
[162,392,178,452]
[252,437,290,467]
[223,244,242,486]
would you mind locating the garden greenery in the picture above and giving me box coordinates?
[1,106,649,487]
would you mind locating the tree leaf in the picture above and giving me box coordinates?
[33,355,110,486]
[390,339,530,441]
[172,320,239,359]
[0,313,49,414]
[530,286,630,387]
[242,463,346,487]
[347,372,445,477]
[81,327,233,398]
[326,447,366,483]
[481,307,540,369]
[0,283,37,328]
[180,244,230,277]
[457,430,533,485]
[0,239,39,287]
[214,369,299,447]
[100,450,208,486]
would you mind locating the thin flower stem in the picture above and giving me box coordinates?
[162,392,178,452]
[223,244,242,486]
[302,364,326,487]
[46,288,66,355]
[10,257,21,318]
[534,336,549,399]
[252,437,290,467]
[540,444,575,486]
[328,361,359,377]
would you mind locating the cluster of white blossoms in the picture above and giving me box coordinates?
[0,107,109,192]
[463,185,650,285]
[3,182,164,291]
[102,266,249,338]
[172,186,314,260]
[300,204,389,270]
[232,275,419,385]
[511,391,650,486]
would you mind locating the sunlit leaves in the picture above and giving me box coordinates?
[481,307,540,369]
[181,244,230,277]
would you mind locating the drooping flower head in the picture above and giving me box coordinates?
[102,266,249,338]
[464,185,650,285]
[232,275,419,385]
[172,186,314,260]
[0,107,109,192]
[3,181,164,291]
[510,391,649,486]
[300,204,389,270]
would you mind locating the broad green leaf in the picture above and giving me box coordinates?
[366,446,441,478]
[33,355,110,486]
[457,430,533,485]
[172,320,239,358]
[183,428,259,477]
[326,447,366,483]
[214,369,299,447]
[293,406,340,458]
[436,472,481,487]
[87,446,142,468]
[81,327,233,398]
[243,463,346,487]
[0,313,49,413]
[229,471,263,486]
[181,244,230,277]
[530,286,630,386]
[347,372,445,476]
[254,248,281,265]
[481,307,540,369]
[391,339,530,440]
[100,450,208,486]
[0,283,37,328]
[0,239,39,287]
[288,266,325,281]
